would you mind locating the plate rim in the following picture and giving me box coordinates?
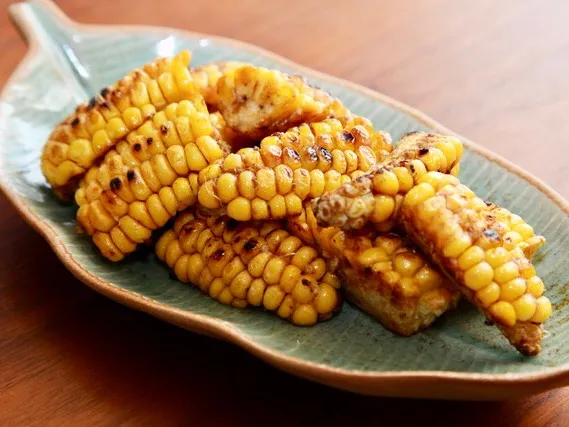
[2,0,569,396]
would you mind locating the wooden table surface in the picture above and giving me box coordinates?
[1,0,568,425]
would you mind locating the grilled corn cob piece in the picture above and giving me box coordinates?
[400,173,549,355]
[190,62,245,108]
[217,64,350,140]
[155,211,342,325]
[42,51,196,199]
[287,206,460,335]
[197,118,393,221]
[75,100,225,261]
[313,132,463,231]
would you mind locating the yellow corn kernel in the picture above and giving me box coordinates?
[530,296,552,323]
[475,282,501,307]
[443,233,472,258]
[489,301,517,327]
[500,278,526,302]
[404,182,435,207]
[292,304,318,326]
[464,262,494,290]
[457,246,485,271]
[526,276,545,297]
[370,195,396,223]
[485,247,510,268]
[494,261,519,284]
[512,294,537,321]
[263,285,285,310]
[393,252,423,277]
[372,170,399,195]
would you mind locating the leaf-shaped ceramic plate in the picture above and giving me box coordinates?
[3,0,569,400]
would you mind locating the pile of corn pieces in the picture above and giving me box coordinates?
[41,51,551,355]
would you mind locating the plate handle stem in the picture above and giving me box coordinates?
[8,0,93,102]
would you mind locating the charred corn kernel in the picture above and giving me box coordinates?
[156,212,340,325]
[42,51,197,197]
[287,205,459,336]
[400,180,549,356]
[197,117,387,221]
[313,132,463,231]
[76,100,223,260]
[216,64,354,141]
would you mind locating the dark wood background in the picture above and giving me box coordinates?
[1,0,568,425]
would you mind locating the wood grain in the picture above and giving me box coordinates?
[1,0,568,425]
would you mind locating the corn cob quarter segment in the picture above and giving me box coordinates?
[75,100,225,261]
[42,51,196,199]
[400,176,550,355]
[155,211,342,325]
[190,62,245,108]
[312,132,464,231]
[197,118,393,221]
[287,206,460,335]
[216,65,351,140]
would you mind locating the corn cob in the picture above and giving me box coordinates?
[312,132,463,231]
[287,206,460,335]
[216,64,351,140]
[400,172,549,355]
[155,211,342,325]
[197,118,393,221]
[42,51,196,199]
[190,62,245,108]
[75,100,226,261]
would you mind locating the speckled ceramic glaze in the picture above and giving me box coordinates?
[2,0,568,400]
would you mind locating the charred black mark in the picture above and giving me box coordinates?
[410,164,416,173]
[100,87,111,98]
[341,130,355,142]
[319,147,332,163]
[306,147,318,162]
[146,137,153,144]
[100,101,110,109]
[133,143,142,152]
[126,170,136,181]
[285,148,301,162]
[160,124,168,135]
[403,131,419,137]
[87,97,97,109]
[243,239,258,252]
[418,148,429,155]
[70,117,80,127]
[226,218,240,230]
[484,201,493,206]
[211,248,226,261]
[482,228,500,241]
[301,278,311,286]
[110,177,121,191]
[180,224,194,234]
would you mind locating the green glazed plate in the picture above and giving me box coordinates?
[3,0,568,400]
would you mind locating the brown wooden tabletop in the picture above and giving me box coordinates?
[1,0,569,425]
